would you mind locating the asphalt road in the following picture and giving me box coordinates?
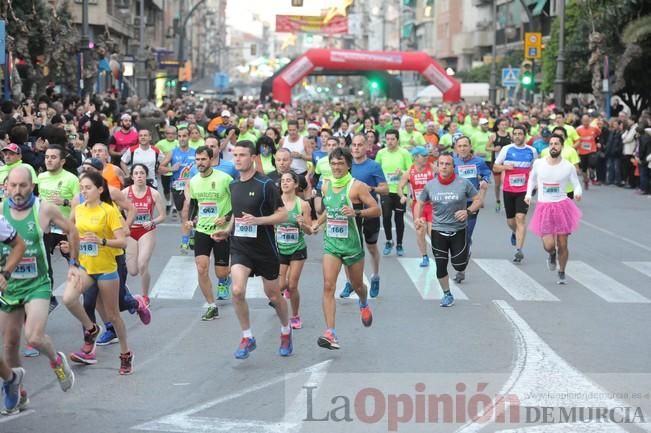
[2,185,650,433]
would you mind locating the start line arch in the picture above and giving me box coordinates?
[271,48,461,104]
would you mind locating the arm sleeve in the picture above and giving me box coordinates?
[373,164,387,184]
[120,149,131,164]
[569,162,583,196]
[526,161,538,198]
[466,179,478,199]
[494,146,508,165]
[478,160,492,183]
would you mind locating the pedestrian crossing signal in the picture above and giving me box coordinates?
[521,71,535,90]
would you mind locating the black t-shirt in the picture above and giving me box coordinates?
[229,172,283,254]
[268,170,308,193]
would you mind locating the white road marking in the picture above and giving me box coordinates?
[397,257,468,300]
[150,256,198,299]
[623,261,651,279]
[132,360,332,433]
[0,409,36,423]
[473,259,559,302]
[567,261,650,303]
[582,219,651,253]
[454,300,628,433]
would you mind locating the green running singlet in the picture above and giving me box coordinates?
[189,169,233,235]
[323,178,364,266]
[276,198,306,256]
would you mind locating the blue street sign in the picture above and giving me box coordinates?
[213,72,229,90]
[0,20,6,65]
[502,67,520,88]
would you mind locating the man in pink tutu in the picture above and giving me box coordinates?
[525,134,583,284]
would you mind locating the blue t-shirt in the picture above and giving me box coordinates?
[215,160,239,179]
[171,147,197,182]
[532,138,549,155]
[453,155,492,192]
[352,158,387,199]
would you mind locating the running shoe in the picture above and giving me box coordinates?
[134,295,151,325]
[217,277,231,300]
[279,330,293,357]
[495,201,501,213]
[317,330,340,350]
[48,297,59,314]
[383,241,393,256]
[557,271,567,285]
[359,303,373,327]
[547,252,557,271]
[369,275,380,298]
[52,352,75,392]
[454,271,465,283]
[396,245,405,257]
[119,352,134,375]
[142,295,150,307]
[22,346,40,357]
[591,179,601,186]
[69,350,97,365]
[440,292,455,307]
[180,242,190,255]
[82,323,100,354]
[201,305,219,321]
[234,337,257,359]
[419,255,430,268]
[339,282,353,298]
[510,232,516,246]
[512,250,524,263]
[18,388,29,411]
[290,316,302,329]
[1,367,24,415]
[281,288,290,299]
[97,326,118,346]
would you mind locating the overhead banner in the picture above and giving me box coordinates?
[275,15,348,34]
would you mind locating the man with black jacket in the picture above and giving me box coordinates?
[604,119,623,186]
[637,121,651,195]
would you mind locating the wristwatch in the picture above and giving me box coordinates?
[101,238,107,246]
[63,199,70,207]
[355,209,362,218]
[1,270,11,281]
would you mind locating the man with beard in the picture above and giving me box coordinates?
[108,114,139,166]
[525,135,583,285]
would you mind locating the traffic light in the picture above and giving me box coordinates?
[370,81,379,90]
[166,79,177,88]
[521,71,535,90]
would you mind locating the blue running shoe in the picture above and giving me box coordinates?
[510,232,516,246]
[96,326,118,346]
[339,282,353,298]
[279,330,292,357]
[383,241,393,255]
[369,276,380,298]
[217,276,231,300]
[234,337,257,359]
[2,367,24,415]
[440,292,455,307]
[419,256,430,267]
[396,245,405,256]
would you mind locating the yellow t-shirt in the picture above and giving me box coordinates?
[75,202,123,274]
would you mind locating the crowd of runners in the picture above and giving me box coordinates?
[0,92,648,414]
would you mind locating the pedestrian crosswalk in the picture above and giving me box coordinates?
[473,258,560,302]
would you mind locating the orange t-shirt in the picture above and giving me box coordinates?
[576,125,601,155]
[102,164,122,189]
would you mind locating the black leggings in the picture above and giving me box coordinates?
[83,253,138,323]
[431,229,469,279]
[380,193,405,245]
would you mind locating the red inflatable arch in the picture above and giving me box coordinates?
[272,48,461,104]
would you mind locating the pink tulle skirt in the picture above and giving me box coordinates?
[529,199,582,236]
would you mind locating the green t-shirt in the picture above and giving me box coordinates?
[470,130,491,161]
[260,154,275,174]
[189,169,233,235]
[399,130,426,149]
[529,124,540,137]
[189,138,205,150]
[462,124,481,138]
[238,131,258,143]
[439,133,454,150]
[315,156,333,183]
[375,147,413,194]
[540,146,580,193]
[156,139,179,177]
[37,170,80,218]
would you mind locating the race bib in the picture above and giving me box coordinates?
[581,141,592,150]
[49,223,65,235]
[135,213,151,224]
[542,182,563,200]
[277,226,299,244]
[80,241,99,257]
[12,257,37,279]
[509,174,526,187]
[327,218,348,238]
[458,164,478,179]
[387,174,401,184]
[172,180,187,191]
[199,202,218,218]
[234,218,257,238]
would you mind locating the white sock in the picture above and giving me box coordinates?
[243,329,253,338]
[281,325,291,335]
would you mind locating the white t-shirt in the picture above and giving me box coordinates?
[282,135,308,174]
[0,215,17,243]
[526,158,582,202]
[121,145,164,187]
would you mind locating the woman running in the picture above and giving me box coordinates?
[123,164,166,305]
[62,170,133,375]
[277,171,313,329]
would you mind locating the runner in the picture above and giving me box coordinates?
[398,146,436,267]
[0,166,76,410]
[276,171,313,329]
[123,164,166,302]
[375,129,413,256]
[120,129,164,188]
[415,152,481,307]
[311,147,380,350]
[211,140,292,359]
[486,118,511,213]
[525,134,583,284]
[281,120,311,175]
[0,214,28,414]
[155,126,179,215]
[493,125,538,263]
[312,137,337,215]
[575,114,602,189]
[62,170,134,374]
[182,146,233,318]
[90,143,126,189]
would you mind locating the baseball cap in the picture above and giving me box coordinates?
[479,118,489,125]
[541,128,552,138]
[410,146,429,157]
[307,123,320,130]
[82,158,104,171]
[221,110,231,117]
[120,113,132,121]
[2,143,21,154]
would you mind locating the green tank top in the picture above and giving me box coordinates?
[1,199,51,292]
[276,198,306,256]
[188,169,233,235]
[323,179,362,255]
